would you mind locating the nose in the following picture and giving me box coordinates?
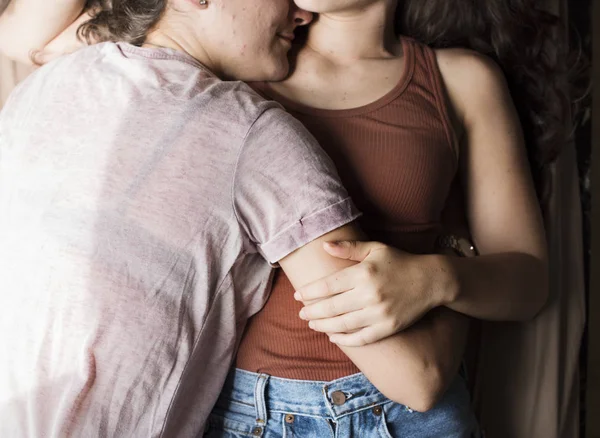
[290,5,313,27]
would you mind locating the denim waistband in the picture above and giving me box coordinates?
[218,368,395,420]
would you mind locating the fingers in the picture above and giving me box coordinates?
[29,45,76,66]
[306,308,411,338]
[29,49,47,66]
[307,309,371,334]
[32,13,90,66]
[295,241,391,302]
[299,288,366,320]
[323,240,383,262]
[328,324,392,347]
[294,264,360,301]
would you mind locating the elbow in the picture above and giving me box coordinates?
[403,367,446,413]
[0,0,87,65]
[401,391,442,414]
[378,364,447,413]
[0,44,36,65]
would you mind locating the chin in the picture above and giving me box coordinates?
[241,59,290,83]
[294,0,366,13]
[293,0,331,13]
[265,63,290,82]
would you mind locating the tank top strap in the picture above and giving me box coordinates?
[401,37,460,162]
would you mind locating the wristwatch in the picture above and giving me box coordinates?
[435,235,478,258]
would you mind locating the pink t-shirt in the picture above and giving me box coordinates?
[0,43,359,437]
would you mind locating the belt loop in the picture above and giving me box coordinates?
[253,373,270,434]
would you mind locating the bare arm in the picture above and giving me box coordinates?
[293,51,547,352]
[436,49,549,321]
[280,224,469,412]
[275,52,545,408]
[0,0,85,63]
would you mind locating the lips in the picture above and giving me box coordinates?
[277,33,295,43]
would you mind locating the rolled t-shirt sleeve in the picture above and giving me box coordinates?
[233,107,361,264]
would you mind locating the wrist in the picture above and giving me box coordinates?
[430,254,461,307]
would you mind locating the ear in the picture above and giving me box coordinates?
[179,0,209,10]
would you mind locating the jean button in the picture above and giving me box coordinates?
[372,406,383,416]
[285,414,295,424]
[331,390,346,405]
[252,426,262,436]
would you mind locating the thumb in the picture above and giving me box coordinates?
[29,49,48,66]
[323,240,380,262]
[30,48,64,66]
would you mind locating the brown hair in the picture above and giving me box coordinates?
[397,0,587,201]
[79,0,167,46]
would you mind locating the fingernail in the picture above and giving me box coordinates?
[294,292,302,301]
[329,335,337,343]
[308,321,314,329]
[299,309,307,320]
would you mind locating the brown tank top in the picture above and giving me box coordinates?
[235,37,459,380]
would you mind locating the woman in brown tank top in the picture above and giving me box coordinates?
[207,1,573,437]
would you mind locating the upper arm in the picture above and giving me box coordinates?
[234,104,461,411]
[436,49,547,261]
[233,106,360,264]
[0,0,85,63]
[279,224,364,289]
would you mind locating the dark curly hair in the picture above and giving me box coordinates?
[397,0,586,201]
[79,0,166,46]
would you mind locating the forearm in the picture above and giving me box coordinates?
[438,251,549,321]
[0,0,85,63]
[281,227,470,412]
[338,307,469,412]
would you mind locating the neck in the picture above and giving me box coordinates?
[144,16,217,74]
[305,0,399,62]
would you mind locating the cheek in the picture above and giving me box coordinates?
[241,29,275,58]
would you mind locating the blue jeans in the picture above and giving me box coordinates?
[205,369,479,437]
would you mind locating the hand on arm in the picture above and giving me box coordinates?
[29,10,93,65]
[294,240,451,346]
[0,0,88,64]
[296,51,549,342]
[237,109,469,412]
[279,226,469,412]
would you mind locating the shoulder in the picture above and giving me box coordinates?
[240,102,320,162]
[434,48,506,88]
[235,94,329,175]
[205,80,286,131]
[433,48,512,125]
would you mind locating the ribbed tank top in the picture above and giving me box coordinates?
[235,37,460,381]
